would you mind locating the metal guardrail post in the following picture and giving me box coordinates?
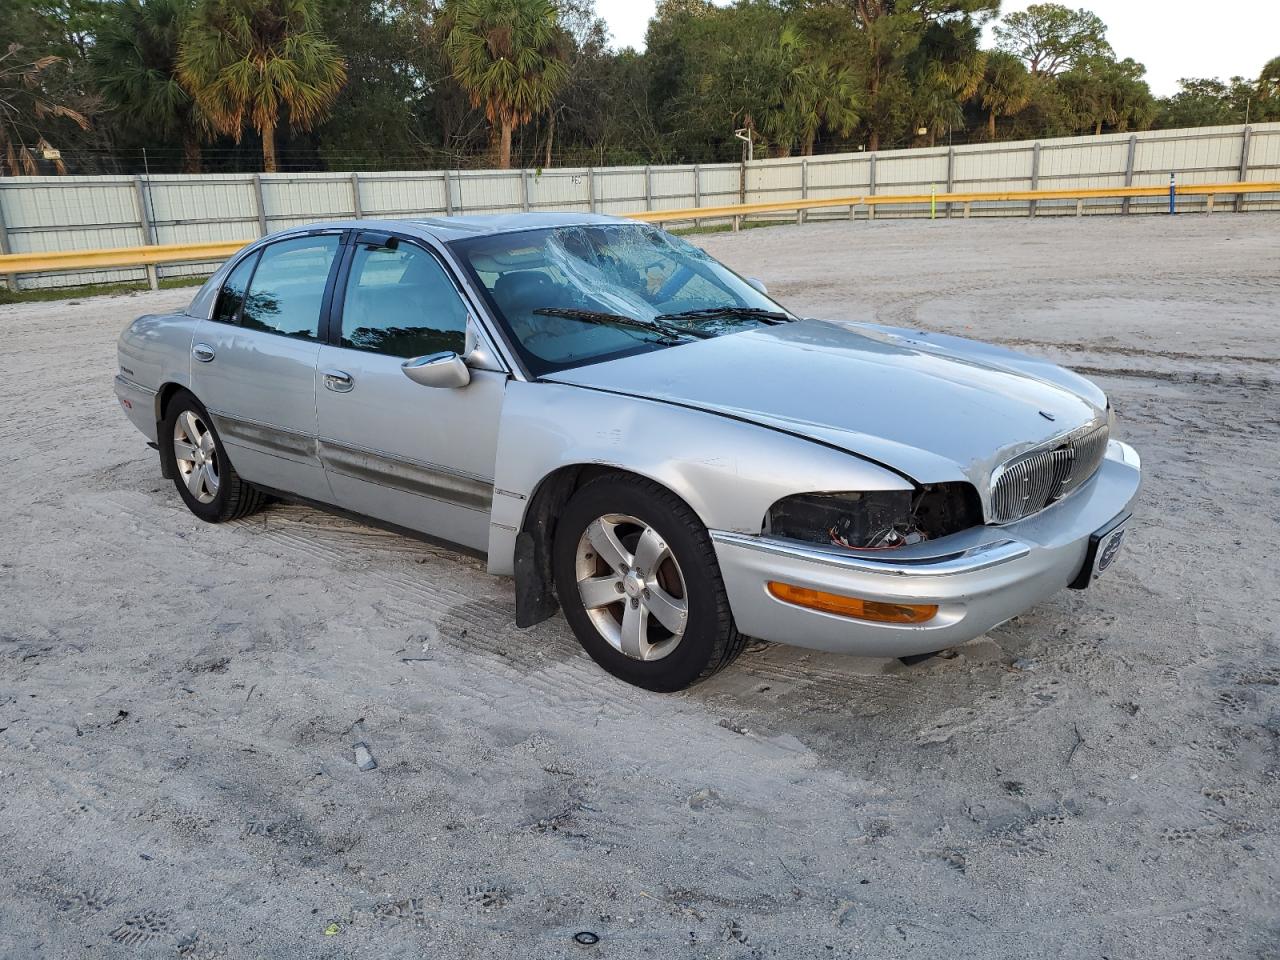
[644,165,653,211]
[0,188,17,291]
[350,172,363,218]
[1122,134,1137,214]
[587,167,596,213]
[443,171,453,216]
[1236,126,1252,213]
[133,175,160,290]
[868,154,876,221]
[252,174,268,236]
[521,168,531,212]
[945,147,955,219]
[1029,142,1041,217]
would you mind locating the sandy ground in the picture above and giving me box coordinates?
[1,213,1278,959]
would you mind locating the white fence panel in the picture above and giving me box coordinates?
[359,172,449,218]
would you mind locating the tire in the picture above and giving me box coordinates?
[552,474,747,692]
[160,389,267,523]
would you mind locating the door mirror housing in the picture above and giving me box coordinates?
[745,277,768,295]
[401,351,471,389]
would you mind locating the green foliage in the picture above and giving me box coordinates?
[443,0,569,168]
[994,3,1112,77]
[1155,70,1280,128]
[92,0,205,170]
[310,0,446,170]
[978,50,1032,138]
[1260,57,1280,100]
[1059,55,1154,135]
[0,0,1273,175]
[178,0,347,171]
[0,45,92,174]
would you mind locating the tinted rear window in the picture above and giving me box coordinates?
[240,236,341,340]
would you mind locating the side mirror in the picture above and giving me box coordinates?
[401,351,471,389]
[746,277,768,295]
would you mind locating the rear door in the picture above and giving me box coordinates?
[314,231,507,552]
[190,232,343,502]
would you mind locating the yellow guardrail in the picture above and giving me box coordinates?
[0,240,248,276]
[631,180,1280,225]
[1,180,1277,281]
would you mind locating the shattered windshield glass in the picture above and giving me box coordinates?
[449,223,793,375]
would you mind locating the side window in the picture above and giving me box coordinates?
[339,241,469,358]
[213,252,258,323]
[240,235,341,340]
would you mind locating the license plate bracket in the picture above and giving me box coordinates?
[1069,512,1131,590]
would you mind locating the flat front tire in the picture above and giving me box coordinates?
[552,475,746,692]
[160,390,266,523]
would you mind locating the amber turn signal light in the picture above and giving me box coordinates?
[766,582,938,624]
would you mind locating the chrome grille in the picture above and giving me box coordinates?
[990,421,1110,523]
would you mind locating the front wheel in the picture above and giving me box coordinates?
[160,390,267,523]
[552,475,746,691]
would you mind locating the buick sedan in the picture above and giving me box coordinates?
[115,214,1140,691]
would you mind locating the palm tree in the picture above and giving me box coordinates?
[93,0,207,172]
[801,61,860,156]
[978,50,1032,139]
[762,28,859,158]
[0,45,90,176]
[912,78,965,147]
[1061,56,1154,136]
[1260,56,1280,100]
[178,0,346,173]
[444,0,569,169]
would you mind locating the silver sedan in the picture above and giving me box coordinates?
[114,213,1140,691]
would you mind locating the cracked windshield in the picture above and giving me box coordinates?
[451,223,793,375]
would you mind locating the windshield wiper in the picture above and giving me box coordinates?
[531,307,712,342]
[656,306,793,325]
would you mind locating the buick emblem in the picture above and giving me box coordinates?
[1098,530,1125,571]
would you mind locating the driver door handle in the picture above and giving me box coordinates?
[192,342,215,363]
[322,369,354,393]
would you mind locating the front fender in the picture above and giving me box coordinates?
[486,380,913,576]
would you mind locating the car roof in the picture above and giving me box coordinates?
[281,211,636,243]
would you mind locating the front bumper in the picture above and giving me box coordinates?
[711,440,1141,657]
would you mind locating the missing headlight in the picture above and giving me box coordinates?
[765,483,981,551]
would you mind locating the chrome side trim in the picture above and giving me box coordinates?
[318,438,493,512]
[114,374,157,397]
[710,531,1030,578]
[209,411,317,460]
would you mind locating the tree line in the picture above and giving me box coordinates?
[2,0,1278,176]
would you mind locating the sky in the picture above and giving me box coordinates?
[593,0,1280,97]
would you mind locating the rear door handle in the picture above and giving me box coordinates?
[322,369,354,393]
[192,343,215,363]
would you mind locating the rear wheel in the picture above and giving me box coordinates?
[160,390,267,523]
[552,475,746,691]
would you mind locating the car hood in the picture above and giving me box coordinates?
[542,318,1107,496]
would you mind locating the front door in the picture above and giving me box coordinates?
[190,233,343,502]
[315,233,507,552]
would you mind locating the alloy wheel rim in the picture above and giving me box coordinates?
[574,513,689,662]
[173,410,220,505]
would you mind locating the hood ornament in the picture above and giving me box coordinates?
[1039,411,1056,421]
